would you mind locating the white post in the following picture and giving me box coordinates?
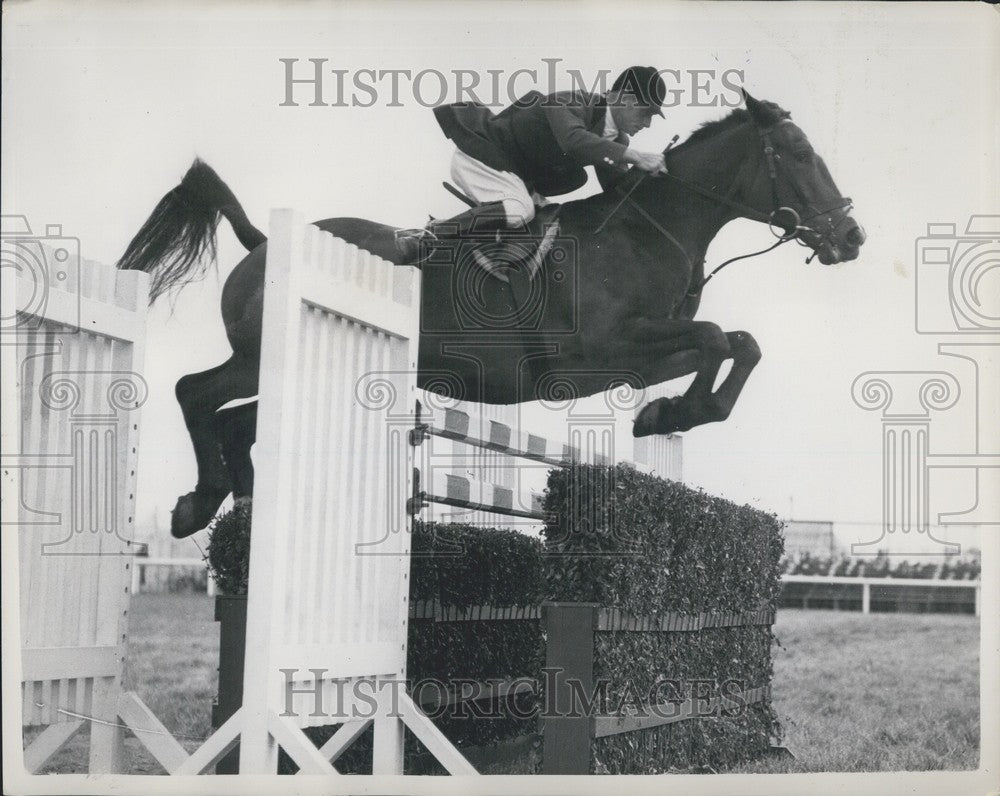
[862,582,871,614]
[372,680,405,773]
[239,210,304,774]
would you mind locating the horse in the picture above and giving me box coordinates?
[117,92,865,538]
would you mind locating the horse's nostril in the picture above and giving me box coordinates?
[846,225,867,247]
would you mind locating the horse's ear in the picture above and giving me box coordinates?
[742,89,767,125]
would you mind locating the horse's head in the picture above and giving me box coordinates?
[741,91,866,264]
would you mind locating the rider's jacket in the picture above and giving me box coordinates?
[434,90,629,197]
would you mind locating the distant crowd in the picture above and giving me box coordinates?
[781,551,981,580]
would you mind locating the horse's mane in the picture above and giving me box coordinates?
[679,101,791,149]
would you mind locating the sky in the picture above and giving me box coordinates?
[3,1,997,554]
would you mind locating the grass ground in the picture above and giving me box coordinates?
[734,609,979,773]
[25,596,979,774]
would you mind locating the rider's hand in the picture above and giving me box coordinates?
[625,148,668,175]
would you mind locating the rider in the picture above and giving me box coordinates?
[395,65,670,260]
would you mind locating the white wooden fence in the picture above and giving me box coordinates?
[780,574,982,615]
[4,234,152,773]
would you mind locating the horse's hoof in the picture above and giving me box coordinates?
[633,403,658,437]
[633,397,682,437]
[170,490,227,538]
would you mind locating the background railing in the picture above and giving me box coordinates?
[779,574,981,615]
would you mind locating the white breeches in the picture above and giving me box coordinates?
[449,149,549,227]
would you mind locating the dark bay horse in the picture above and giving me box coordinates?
[118,93,865,537]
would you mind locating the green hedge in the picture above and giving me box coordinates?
[407,522,543,758]
[542,463,784,612]
[205,502,251,596]
[543,463,784,772]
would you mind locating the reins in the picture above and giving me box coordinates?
[594,118,853,296]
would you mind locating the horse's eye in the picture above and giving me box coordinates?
[795,151,813,164]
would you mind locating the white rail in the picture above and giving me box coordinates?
[130,557,215,596]
[780,574,981,616]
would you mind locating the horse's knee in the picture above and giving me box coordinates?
[729,330,761,365]
[693,322,730,359]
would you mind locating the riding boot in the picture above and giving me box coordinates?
[395,201,509,262]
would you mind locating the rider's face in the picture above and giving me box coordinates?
[610,93,657,137]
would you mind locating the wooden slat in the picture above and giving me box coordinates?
[596,607,775,633]
[267,711,340,775]
[22,646,119,681]
[22,720,85,773]
[116,691,189,774]
[88,676,125,773]
[114,267,149,312]
[15,275,145,342]
[406,601,773,630]
[409,600,541,623]
[301,272,418,340]
[372,691,405,775]
[397,693,478,775]
[171,708,243,775]
[310,719,372,770]
[781,574,983,588]
[593,685,770,738]
[425,407,577,467]
[420,468,546,520]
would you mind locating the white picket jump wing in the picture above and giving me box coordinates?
[5,241,150,773]
[240,211,422,773]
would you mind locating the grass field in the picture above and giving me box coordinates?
[27,595,980,774]
[735,610,979,773]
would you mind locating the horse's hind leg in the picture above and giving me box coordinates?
[214,400,257,501]
[172,355,259,538]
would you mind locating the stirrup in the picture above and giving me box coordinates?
[394,226,439,243]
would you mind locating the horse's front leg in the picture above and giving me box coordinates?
[214,400,258,501]
[629,322,761,436]
[706,329,762,420]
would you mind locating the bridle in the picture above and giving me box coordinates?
[597,118,854,295]
[756,123,855,259]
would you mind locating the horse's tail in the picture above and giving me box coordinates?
[116,158,266,302]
